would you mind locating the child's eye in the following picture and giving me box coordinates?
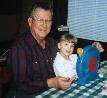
[64,43,68,46]
[70,45,74,47]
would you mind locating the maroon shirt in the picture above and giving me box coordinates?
[7,32,58,94]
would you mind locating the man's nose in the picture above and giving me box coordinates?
[42,20,47,27]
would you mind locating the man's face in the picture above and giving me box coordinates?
[28,8,52,40]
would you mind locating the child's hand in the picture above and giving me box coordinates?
[62,77,70,82]
[62,77,75,82]
[62,76,77,82]
[70,76,76,82]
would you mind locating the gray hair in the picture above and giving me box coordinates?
[30,2,53,17]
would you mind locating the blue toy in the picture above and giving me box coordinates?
[76,45,100,85]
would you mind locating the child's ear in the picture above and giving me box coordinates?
[58,43,60,49]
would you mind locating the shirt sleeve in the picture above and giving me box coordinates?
[53,54,60,76]
[53,53,66,77]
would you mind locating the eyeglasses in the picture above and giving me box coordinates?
[32,14,52,24]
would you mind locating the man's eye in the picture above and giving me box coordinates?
[37,19,43,22]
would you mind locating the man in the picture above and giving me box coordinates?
[7,2,74,98]
[7,2,104,98]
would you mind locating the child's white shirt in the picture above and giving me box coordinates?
[53,52,78,78]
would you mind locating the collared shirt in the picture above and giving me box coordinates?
[7,32,58,94]
[53,52,78,78]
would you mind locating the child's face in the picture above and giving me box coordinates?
[58,41,74,57]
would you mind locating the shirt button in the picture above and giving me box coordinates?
[50,69,52,72]
[34,61,37,64]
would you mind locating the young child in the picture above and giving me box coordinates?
[53,33,78,81]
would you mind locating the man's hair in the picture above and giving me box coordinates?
[58,33,78,45]
[30,2,53,17]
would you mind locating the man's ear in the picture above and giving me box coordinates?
[28,17,33,27]
[58,43,60,49]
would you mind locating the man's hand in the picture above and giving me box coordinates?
[47,76,74,89]
[93,42,104,53]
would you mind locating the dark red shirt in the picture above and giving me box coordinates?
[7,32,58,94]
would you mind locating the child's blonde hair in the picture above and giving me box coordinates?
[58,33,78,46]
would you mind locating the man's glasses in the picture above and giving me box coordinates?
[32,14,52,24]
